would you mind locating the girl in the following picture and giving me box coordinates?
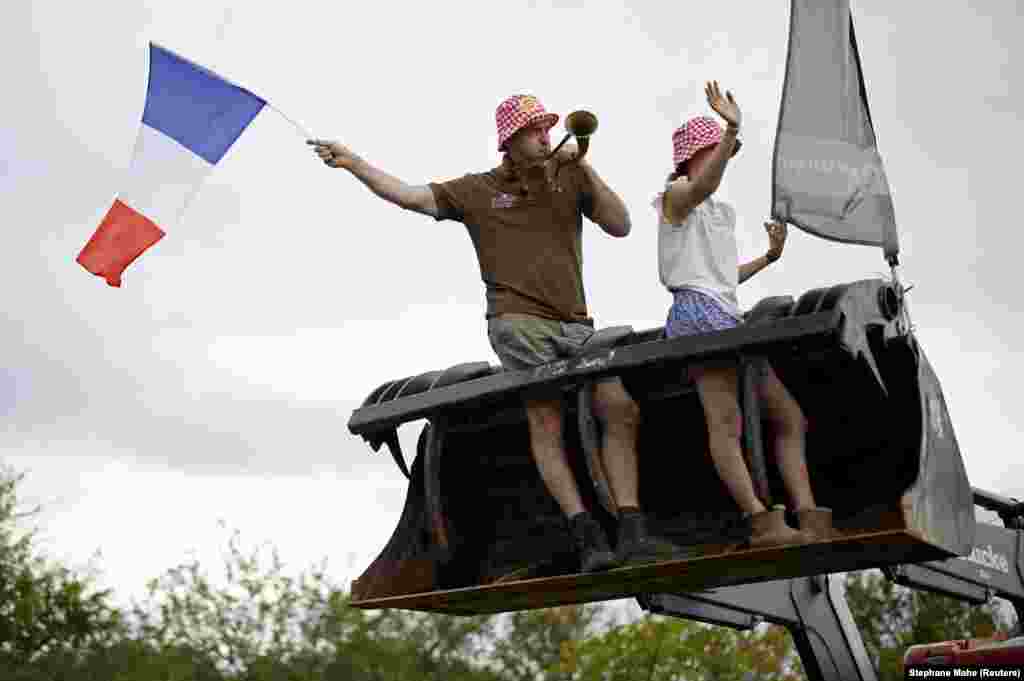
[653,81,833,548]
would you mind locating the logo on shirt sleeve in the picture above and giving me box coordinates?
[492,192,517,209]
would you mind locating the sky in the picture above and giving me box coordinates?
[3,0,1023,614]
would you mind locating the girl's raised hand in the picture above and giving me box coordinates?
[765,220,787,261]
[706,81,741,129]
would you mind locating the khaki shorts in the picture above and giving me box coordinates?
[487,312,619,382]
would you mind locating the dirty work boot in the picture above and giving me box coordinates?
[569,512,620,573]
[795,507,835,542]
[747,505,808,549]
[616,507,686,565]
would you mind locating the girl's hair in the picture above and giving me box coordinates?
[666,162,687,184]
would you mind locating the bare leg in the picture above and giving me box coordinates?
[590,379,641,509]
[524,397,586,517]
[692,365,766,516]
[758,364,816,511]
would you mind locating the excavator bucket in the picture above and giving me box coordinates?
[346,279,974,615]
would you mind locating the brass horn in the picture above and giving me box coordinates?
[547,110,599,163]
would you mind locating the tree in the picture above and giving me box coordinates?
[0,467,122,669]
[17,639,226,681]
[128,524,501,681]
[574,615,802,681]
[491,604,603,681]
[25,447,1024,681]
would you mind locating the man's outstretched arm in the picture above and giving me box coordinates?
[308,139,438,217]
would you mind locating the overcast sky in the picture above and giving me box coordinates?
[3,1,1023,610]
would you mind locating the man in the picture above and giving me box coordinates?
[309,94,677,572]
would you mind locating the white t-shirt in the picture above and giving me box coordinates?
[653,182,742,319]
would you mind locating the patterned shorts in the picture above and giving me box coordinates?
[665,289,742,338]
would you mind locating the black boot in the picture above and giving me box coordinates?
[616,507,685,565]
[569,512,620,573]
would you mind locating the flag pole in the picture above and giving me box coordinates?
[268,103,315,140]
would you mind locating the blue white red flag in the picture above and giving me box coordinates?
[77,43,266,287]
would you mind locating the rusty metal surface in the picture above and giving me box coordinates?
[350,529,951,615]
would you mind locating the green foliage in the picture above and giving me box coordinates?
[574,615,802,681]
[490,605,602,680]
[0,467,122,669]
[126,524,501,681]
[14,639,225,681]
[4,463,1021,681]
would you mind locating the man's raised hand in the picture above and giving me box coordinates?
[307,139,359,169]
[552,141,580,164]
[705,81,741,129]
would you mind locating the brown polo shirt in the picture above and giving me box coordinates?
[429,162,596,322]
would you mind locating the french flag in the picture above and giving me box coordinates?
[77,43,266,287]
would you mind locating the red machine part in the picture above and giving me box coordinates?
[904,634,1024,667]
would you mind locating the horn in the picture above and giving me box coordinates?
[565,110,598,160]
[547,110,599,162]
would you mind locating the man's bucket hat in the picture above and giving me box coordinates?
[496,95,559,151]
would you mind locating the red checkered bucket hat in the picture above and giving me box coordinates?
[672,116,723,168]
[496,95,559,151]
